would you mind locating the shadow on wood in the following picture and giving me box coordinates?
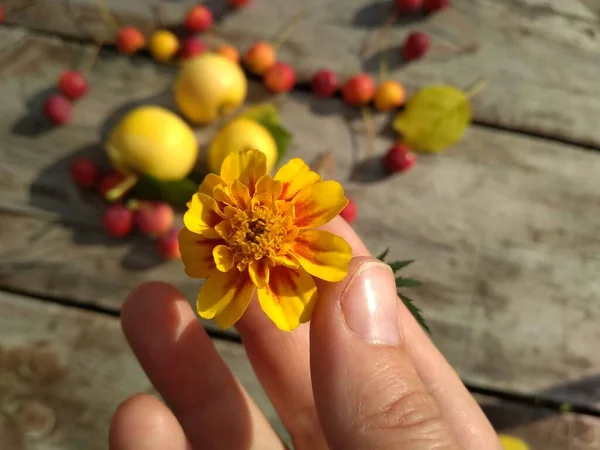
[11,86,60,138]
[352,1,426,28]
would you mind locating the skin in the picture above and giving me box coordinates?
[109,216,502,450]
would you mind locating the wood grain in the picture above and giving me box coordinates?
[2,0,600,147]
[477,395,600,450]
[1,288,600,450]
[1,27,600,410]
[0,290,285,450]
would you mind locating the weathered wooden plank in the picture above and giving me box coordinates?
[477,395,600,450]
[3,0,600,147]
[1,27,600,410]
[0,290,286,449]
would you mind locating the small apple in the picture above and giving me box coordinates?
[216,44,240,63]
[264,63,296,93]
[184,5,213,33]
[179,37,207,59]
[374,80,406,111]
[116,26,145,54]
[342,73,376,106]
[149,29,180,63]
[243,41,276,75]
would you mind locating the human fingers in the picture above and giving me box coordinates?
[121,282,285,450]
[233,216,369,449]
[310,257,498,449]
[109,393,190,450]
[319,220,500,448]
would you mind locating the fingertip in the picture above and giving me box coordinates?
[109,393,189,450]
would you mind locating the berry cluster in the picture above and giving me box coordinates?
[69,157,180,260]
[43,70,89,125]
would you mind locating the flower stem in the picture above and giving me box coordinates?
[106,173,138,202]
[96,0,120,33]
[378,27,390,83]
[361,107,375,160]
[360,10,397,58]
[272,8,309,50]
[465,76,488,99]
[78,41,103,75]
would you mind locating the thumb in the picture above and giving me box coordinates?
[310,256,461,450]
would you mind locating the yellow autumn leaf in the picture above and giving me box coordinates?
[498,434,530,450]
[393,85,471,153]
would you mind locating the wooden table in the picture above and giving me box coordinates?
[1,0,600,448]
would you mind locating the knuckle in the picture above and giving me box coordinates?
[341,363,458,449]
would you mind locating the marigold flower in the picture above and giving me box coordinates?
[179,149,352,331]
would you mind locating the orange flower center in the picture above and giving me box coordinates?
[223,203,293,270]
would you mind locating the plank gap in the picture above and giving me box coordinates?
[467,382,600,419]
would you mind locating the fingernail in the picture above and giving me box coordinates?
[340,261,400,345]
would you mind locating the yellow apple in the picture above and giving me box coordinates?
[105,105,198,181]
[174,53,247,124]
[208,118,278,175]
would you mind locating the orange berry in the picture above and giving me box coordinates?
[374,80,406,111]
[216,44,240,64]
[243,41,276,75]
[149,30,180,62]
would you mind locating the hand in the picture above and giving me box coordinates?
[109,216,501,450]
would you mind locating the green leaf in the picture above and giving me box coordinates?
[401,294,430,334]
[395,277,423,288]
[393,85,472,153]
[131,175,197,207]
[376,248,390,262]
[260,120,292,166]
[240,103,280,125]
[388,260,415,273]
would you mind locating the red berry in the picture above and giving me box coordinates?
[0,6,5,24]
[424,0,449,13]
[402,31,430,61]
[103,204,134,238]
[135,202,175,237]
[58,70,88,100]
[43,94,71,125]
[340,199,358,224]
[179,37,207,59]
[228,0,251,7]
[264,63,296,93]
[342,73,376,106]
[184,5,213,33]
[311,69,338,98]
[384,144,416,173]
[70,158,100,189]
[116,26,145,54]
[395,0,423,13]
[157,228,181,260]
[98,171,126,199]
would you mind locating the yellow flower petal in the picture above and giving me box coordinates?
[249,259,270,288]
[255,175,282,198]
[230,179,251,209]
[178,228,221,278]
[251,192,273,209]
[275,158,321,200]
[220,149,266,193]
[183,193,224,235]
[257,267,317,331]
[292,181,348,228]
[270,253,300,269]
[198,173,224,196]
[214,291,254,329]
[196,269,255,321]
[291,230,352,282]
[213,245,234,272]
